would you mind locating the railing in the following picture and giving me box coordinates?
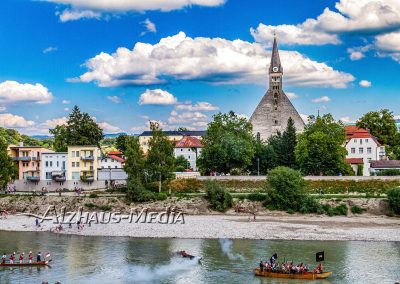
[81,156,94,161]
[54,176,66,182]
[31,156,41,161]
[26,176,40,181]
[80,175,94,182]
[12,156,31,161]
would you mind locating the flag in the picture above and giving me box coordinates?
[316,251,324,262]
[45,253,51,258]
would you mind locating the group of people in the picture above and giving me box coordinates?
[259,253,324,274]
[5,185,17,194]
[1,251,42,264]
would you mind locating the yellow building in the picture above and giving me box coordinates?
[139,130,206,153]
[67,145,100,182]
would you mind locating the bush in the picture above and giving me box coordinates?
[323,204,348,216]
[89,193,98,198]
[156,192,168,201]
[127,179,156,202]
[377,169,400,176]
[299,196,324,214]
[387,188,400,214]
[167,179,203,193]
[246,192,266,202]
[350,205,365,214]
[205,180,233,212]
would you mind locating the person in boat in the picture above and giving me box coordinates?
[179,250,189,257]
[19,252,24,264]
[1,253,6,264]
[269,253,278,265]
[313,263,324,274]
[259,261,264,271]
[28,251,33,263]
[10,252,15,264]
[37,252,42,262]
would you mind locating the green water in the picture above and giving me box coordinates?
[0,231,398,283]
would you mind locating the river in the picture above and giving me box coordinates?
[0,232,399,283]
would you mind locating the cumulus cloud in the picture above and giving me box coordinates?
[286,92,298,100]
[359,80,372,87]
[0,81,53,104]
[175,102,218,111]
[340,116,352,123]
[375,31,400,62]
[48,0,225,21]
[64,107,69,112]
[75,32,354,88]
[107,96,121,104]
[168,110,208,125]
[97,121,122,133]
[41,117,68,129]
[139,89,178,105]
[347,45,373,60]
[312,96,331,103]
[62,100,71,104]
[0,113,35,128]
[43,46,58,54]
[141,18,157,36]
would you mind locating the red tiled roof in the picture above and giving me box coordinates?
[346,158,363,164]
[175,136,203,148]
[108,155,125,163]
[345,125,358,140]
[345,126,381,146]
[108,150,122,155]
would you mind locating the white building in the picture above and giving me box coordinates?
[174,136,203,171]
[40,152,68,182]
[345,126,386,176]
[99,151,125,169]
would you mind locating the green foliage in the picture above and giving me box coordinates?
[205,180,233,212]
[305,179,398,194]
[377,169,400,176]
[323,204,348,216]
[246,192,266,202]
[167,178,203,193]
[356,164,363,176]
[295,114,353,176]
[249,140,277,175]
[175,155,190,172]
[387,188,400,214]
[84,203,96,209]
[49,125,68,152]
[89,193,98,198]
[0,138,18,190]
[146,122,175,185]
[115,134,129,152]
[198,111,255,174]
[350,205,365,214]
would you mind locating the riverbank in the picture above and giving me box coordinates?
[1,214,399,241]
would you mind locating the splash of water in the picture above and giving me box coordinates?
[219,239,244,261]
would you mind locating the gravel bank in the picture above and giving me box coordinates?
[0,215,399,242]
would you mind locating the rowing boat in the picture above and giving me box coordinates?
[0,261,50,267]
[254,268,332,280]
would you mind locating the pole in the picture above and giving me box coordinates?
[257,158,260,176]
[159,172,162,193]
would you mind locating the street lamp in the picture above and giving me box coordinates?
[257,157,260,176]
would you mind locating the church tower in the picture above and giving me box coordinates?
[250,34,305,141]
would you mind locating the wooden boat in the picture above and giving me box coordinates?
[254,268,332,280]
[0,260,50,267]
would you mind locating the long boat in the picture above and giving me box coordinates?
[0,261,50,267]
[254,268,332,280]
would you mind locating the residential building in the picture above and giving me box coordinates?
[174,136,203,171]
[99,151,125,169]
[8,143,53,181]
[67,145,100,182]
[139,130,206,153]
[370,160,400,175]
[40,152,68,182]
[345,126,386,176]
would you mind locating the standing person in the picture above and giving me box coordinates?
[1,253,6,264]
[37,252,42,262]
[9,253,15,264]
[19,252,24,264]
[28,251,33,263]
[13,185,16,194]
[35,218,40,227]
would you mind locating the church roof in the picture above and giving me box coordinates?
[269,34,283,74]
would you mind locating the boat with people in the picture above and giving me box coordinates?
[176,251,202,263]
[0,260,51,267]
[254,268,332,280]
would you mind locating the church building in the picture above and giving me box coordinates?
[250,34,305,141]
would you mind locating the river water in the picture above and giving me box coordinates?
[0,231,398,283]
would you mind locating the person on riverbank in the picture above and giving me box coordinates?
[1,253,6,264]
[19,252,24,264]
[35,218,40,227]
[28,251,33,263]
[9,253,15,264]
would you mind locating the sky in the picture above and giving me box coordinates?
[0,0,399,135]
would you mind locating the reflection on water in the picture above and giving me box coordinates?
[0,231,398,283]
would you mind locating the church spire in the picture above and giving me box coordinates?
[269,33,283,74]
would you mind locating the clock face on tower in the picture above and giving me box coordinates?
[272,66,278,72]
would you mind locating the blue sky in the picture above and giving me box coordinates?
[0,0,399,134]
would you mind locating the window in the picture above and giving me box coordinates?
[62,161,65,170]
[57,161,59,167]
[359,148,364,154]
[360,139,363,145]
[76,162,80,167]
[72,162,75,167]
[76,151,80,157]
[354,139,357,143]
[50,161,53,167]
[181,149,183,151]
[46,161,49,167]
[274,120,278,125]
[108,166,111,169]
[72,151,75,157]
[367,158,372,162]
[351,148,355,154]
[105,159,108,162]
[366,139,369,143]
[188,149,191,152]
[111,159,115,162]
[115,166,117,168]
[367,147,372,154]
[256,132,261,141]
[46,172,52,179]
[188,156,190,159]
[72,172,80,180]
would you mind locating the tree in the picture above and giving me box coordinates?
[175,155,190,172]
[204,180,233,212]
[0,138,17,190]
[249,139,277,175]
[115,134,129,153]
[356,109,397,146]
[295,114,352,176]
[146,122,175,192]
[198,111,255,174]
[49,125,68,152]
[279,118,297,168]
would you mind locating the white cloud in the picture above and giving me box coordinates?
[97,121,122,133]
[64,107,69,112]
[375,31,400,62]
[107,96,121,104]
[57,9,101,22]
[75,32,354,89]
[251,23,340,46]
[0,113,35,128]
[175,102,218,111]
[359,80,372,87]
[0,81,53,104]
[48,0,225,21]
[43,46,58,54]
[312,96,331,103]
[286,92,298,100]
[340,116,352,123]
[168,110,208,125]
[41,117,68,129]
[62,100,71,104]
[0,106,6,112]
[141,18,157,36]
[347,44,373,60]
[139,89,178,105]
